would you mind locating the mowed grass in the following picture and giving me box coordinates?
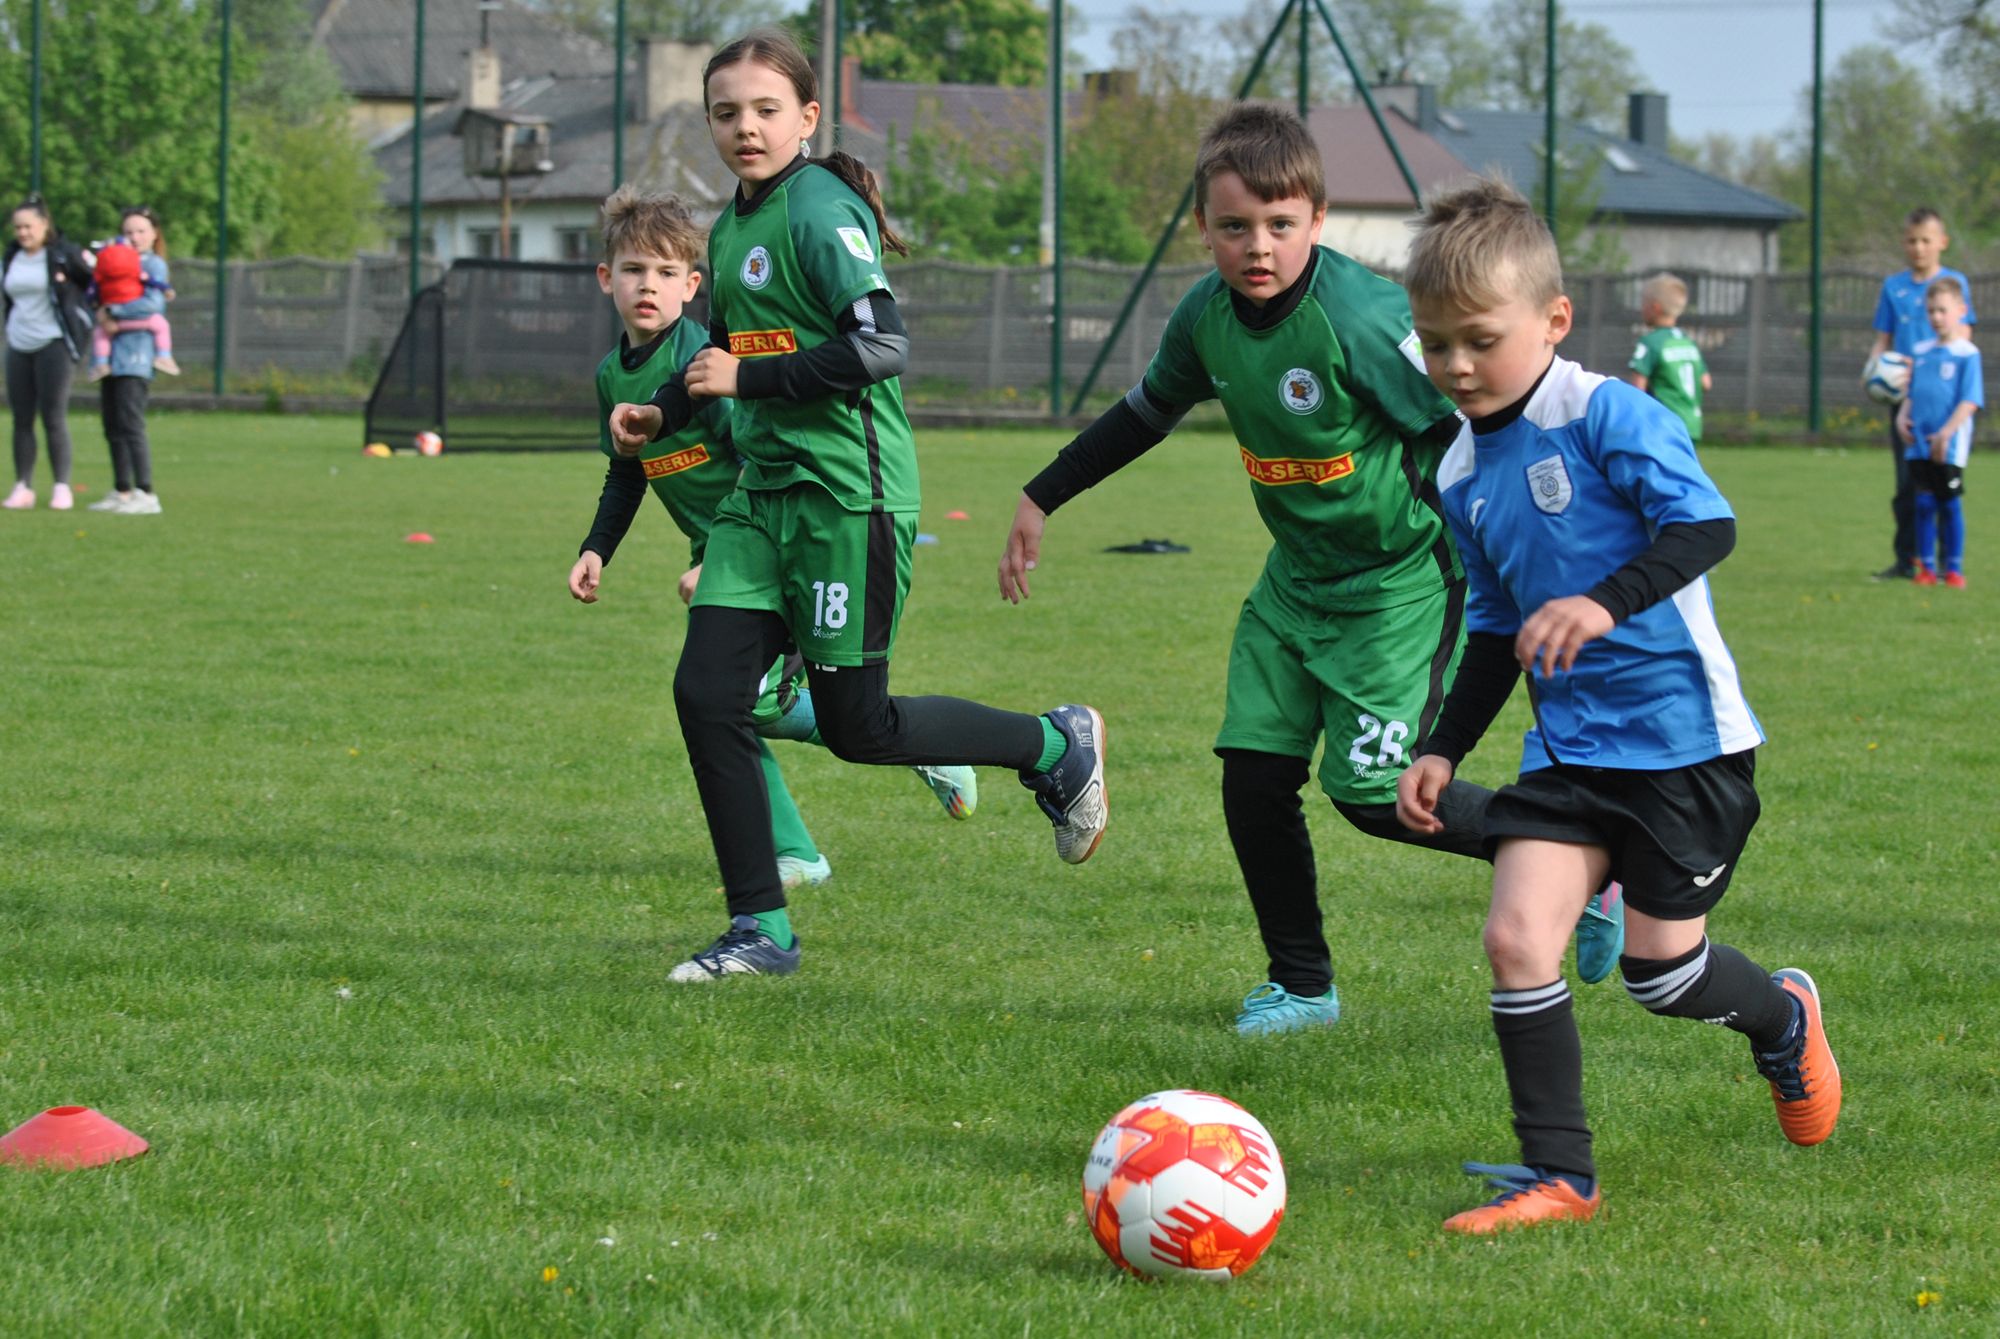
[1,414,1995,1336]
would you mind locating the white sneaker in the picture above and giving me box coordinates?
[2,483,33,510]
[117,492,162,515]
[49,483,73,510]
[87,491,129,512]
[776,853,832,890]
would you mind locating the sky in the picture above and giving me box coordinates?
[1063,1,1899,145]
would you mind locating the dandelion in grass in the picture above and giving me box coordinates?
[541,1267,559,1284]
[1916,1290,1941,1307]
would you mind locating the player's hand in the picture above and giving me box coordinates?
[1395,755,1455,834]
[569,552,604,603]
[677,563,702,605]
[999,493,1047,603]
[609,402,660,456]
[1516,595,1614,678]
[1929,429,1951,462]
[1894,404,1914,446]
[684,348,741,400]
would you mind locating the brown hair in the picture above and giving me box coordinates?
[1905,206,1944,231]
[704,27,908,257]
[1640,272,1688,320]
[1193,105,1325,213]
[122,205,168,260]
[1927,274,1967,302]
[1404,177,1564,312]
[599,185,703,265]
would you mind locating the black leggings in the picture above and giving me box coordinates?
[673,605,1047,915]
[7,341,73,487]
[101,374,152,492]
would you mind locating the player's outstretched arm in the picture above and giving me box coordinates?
[1396,755,1455,834]
[569,551,604,603]
[609,403,661,455]
[999,492,1048,603]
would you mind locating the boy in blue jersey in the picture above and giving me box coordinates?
[1868,208,1977,580]
[1397,179,1840,1234]
[1896,276,1982,587]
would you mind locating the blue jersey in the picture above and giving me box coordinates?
[1906,337,1983,467]
[1436,357,1763,772]
[1875,268,1978,357]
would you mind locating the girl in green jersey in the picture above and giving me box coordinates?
[609,29,1106,983]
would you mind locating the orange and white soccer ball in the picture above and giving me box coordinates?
[1082,1089,1286,1280]
[414,430,444,456]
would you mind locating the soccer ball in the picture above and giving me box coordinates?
[1864,351,1911,405]
[1081,1089,1286,1280]
[414,430,444,456]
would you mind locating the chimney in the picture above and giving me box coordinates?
[465,44,501,111]
[640,38,711,123]
[1628,92,1668,150]
[841,54,862,123]
[1373,82,1438,134]
[1083,69,1139,101]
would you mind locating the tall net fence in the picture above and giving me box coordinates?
[176,255,1966,434]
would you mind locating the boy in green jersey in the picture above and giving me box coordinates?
[1625,273,1711,442]
[1001,106,1622,1034]
[570,186,975,897]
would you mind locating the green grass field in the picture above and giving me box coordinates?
[2,414,1995,1335]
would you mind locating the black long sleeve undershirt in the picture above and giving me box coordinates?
[1419,517,1738,766]
[1022,382,1183,513]
[579,455,647,562]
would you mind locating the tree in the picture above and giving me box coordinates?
[797,0,1046,86]
[534,0,785,43]
[1791,45,1957,264]
[1486,4,1644,130]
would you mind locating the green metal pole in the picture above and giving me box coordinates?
[613,0,627,188]
[831,0,844,152]
[213,0,232,397]
[1069,0,1299,415]
[1808,0,1824,432]
[410,0,426,300]
[28,0,42,193]
[1543,0,1558,233]
[1310,0,1421,207]
[1297,0,1308,116]
[1049,0,1063,417]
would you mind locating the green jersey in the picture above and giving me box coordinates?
[1628,326,1707,441]
[1143,247,1461,610]
[595,319,739,564]
[707,162,918,513]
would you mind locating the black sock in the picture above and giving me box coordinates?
[1621,937,1795,1051]
[1220,749,1328,996]
[1492,980,1593,1183]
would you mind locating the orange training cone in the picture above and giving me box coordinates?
[0,1106,149,1169]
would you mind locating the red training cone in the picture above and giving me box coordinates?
[404,532,435,544]
[0,1106,149,1169]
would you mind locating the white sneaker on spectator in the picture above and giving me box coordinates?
[2,483,33,510]
[87,491,128,512]
[118,491,162,515]
[49,483,74,510]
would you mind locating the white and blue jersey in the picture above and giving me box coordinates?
[1436,357,1763,773]
[1906,337,1983,467]
[1875,268,1977,357]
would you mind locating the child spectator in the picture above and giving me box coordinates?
[1896,276,1982,587]
[87,236,178,381]
[1868,208,1975,579]
[1398,178,1839,1234]
[1625,273,1710,442]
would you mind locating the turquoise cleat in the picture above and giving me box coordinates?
[1575,881,1625,985]
[911,765,978,820]
[1234,981,1340,1036]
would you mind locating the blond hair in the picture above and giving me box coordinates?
[599,185,704,266]
[1404,177,1563,311]
[1194,104,1326,213]
[1641,272,1689,320]
[1927,274,1967,302]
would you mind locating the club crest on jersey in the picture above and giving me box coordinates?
[741,245,774,290]
[1279,367,1323,415]
[837,227,876,262]
[1525,454,1573,514]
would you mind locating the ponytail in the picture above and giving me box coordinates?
[818,151,909,258]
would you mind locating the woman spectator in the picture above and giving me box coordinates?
[88,206,172,515]
[3,195,93,510]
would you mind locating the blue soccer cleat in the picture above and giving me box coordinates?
[1020,705,1107,863]
[1234,981,1340,1036]
[911,764,978,820]
[1575,881,1625,985]
[667,915,802,982]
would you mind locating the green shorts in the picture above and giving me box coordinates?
[692,484,916,668]
[1215,565,1465,806]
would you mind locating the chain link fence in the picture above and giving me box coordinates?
[137,255,1964,431]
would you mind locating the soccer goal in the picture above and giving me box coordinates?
[364,258,639,452]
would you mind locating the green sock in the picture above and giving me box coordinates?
[1032,717,1067,773]
[753,907,795,951]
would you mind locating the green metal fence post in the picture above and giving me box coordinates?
[613,0,627,188]
[1808,0,1825,433]
[1543,0,1558,233]
[213,0,232,397]
[29,0,43,193]
[1049,0,1063,417]
[410,0,426,300]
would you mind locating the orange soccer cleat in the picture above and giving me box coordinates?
[1443,1163,1600,1235]
[1755,968,1842,1146]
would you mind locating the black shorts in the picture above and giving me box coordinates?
[1910,458,1965,500]
[1483,750,1760,920]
